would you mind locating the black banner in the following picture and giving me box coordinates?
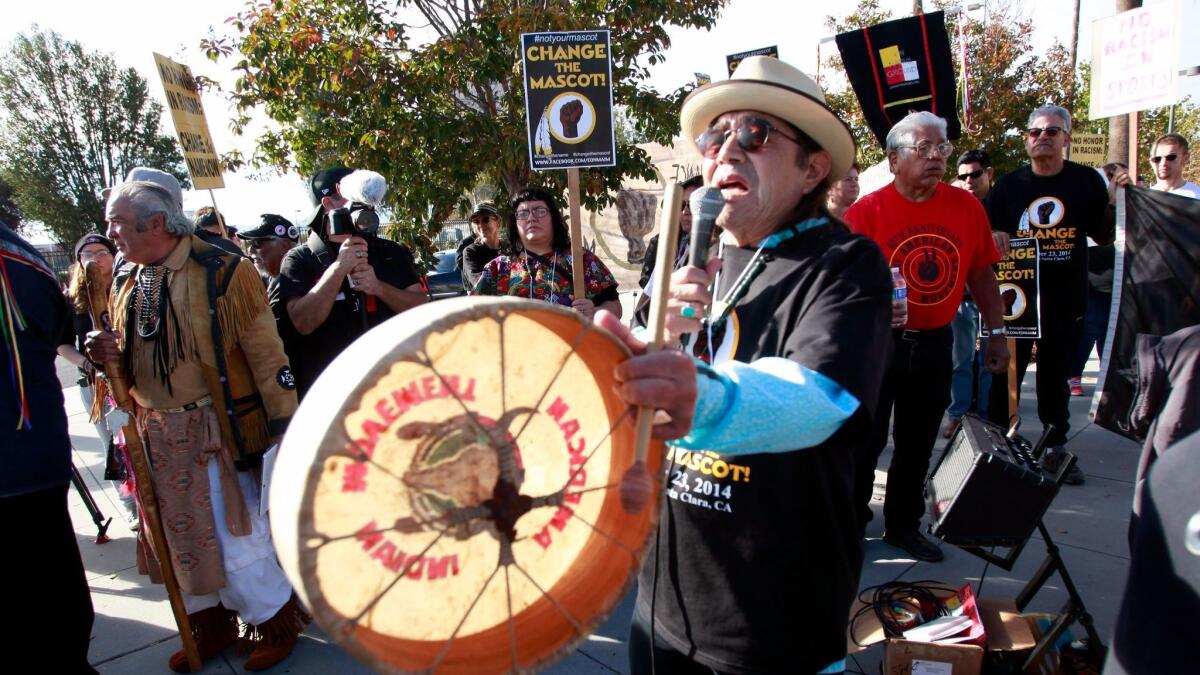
[1095,187,1200,439]
[521,30,616,171]
[834,11,960,147]
[726,45,779,76]
[987,237,1041,339]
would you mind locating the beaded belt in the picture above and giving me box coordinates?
[155,395,213,414]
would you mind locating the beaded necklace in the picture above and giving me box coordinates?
[522,248,559,303]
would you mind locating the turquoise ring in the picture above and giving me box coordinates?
[681,305,699,319]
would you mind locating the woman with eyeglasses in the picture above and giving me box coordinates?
[471,186,621,320]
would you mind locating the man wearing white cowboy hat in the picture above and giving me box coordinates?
[596,55,893,675]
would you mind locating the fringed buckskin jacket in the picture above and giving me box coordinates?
[109,234,297,468]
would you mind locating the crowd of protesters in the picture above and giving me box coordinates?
[3,48,1197,674]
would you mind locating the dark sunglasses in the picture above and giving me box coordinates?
[1027,126,1063,139]
[957,169,985,181]
[696,117,799,158]
[1150,153,1179,164]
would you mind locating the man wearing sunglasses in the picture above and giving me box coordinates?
[603,56,894,675]
[1134,134,1198,198]
[845,112,1009,563]
[986,105,1116,485]
[943,149,1002,440]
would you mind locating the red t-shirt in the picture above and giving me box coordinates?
[844,182,999,330]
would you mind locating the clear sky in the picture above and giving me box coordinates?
[4,0,1198,238]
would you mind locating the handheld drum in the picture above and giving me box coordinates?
[271,297,663,673]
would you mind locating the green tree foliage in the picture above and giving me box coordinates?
[0,28,188,244]
[821,0,1197,183]
[202,0,726,247]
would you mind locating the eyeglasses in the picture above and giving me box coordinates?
[514,206,550,222]
[897,141,953,159]
[696,116,799,158]
[957,169,985,181]
[1150,153,1179,164]
[1027,126,1064,139]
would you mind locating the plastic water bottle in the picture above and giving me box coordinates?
[891,267,908,328]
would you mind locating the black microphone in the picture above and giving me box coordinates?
[688,186,723,269]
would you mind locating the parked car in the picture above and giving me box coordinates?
[424,249,465,300]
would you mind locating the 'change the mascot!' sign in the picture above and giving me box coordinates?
[521,31,616,171]
[986,237,1041,339]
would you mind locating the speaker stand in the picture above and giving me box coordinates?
[954,452,1106,668]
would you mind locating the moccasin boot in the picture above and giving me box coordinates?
[241,596,311,672]
[168,604,239,673]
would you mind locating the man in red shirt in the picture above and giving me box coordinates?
[844,111,1009,562]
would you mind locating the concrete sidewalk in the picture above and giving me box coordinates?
[64,351,1138,673]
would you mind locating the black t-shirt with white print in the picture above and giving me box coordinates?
[634,222,893,674]
[988,161,1113,316]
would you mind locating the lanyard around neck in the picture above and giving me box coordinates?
[708,216,827,335]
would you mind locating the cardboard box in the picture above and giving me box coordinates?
[848,590,1037,675]
[884,639,985,675]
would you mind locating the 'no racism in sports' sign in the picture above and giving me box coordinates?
[521,31,616,171]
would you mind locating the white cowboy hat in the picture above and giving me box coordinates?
[680,56,856,180]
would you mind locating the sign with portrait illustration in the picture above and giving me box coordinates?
[984,237,1040,339]
[521,30,616,171]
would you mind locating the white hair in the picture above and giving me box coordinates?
[111,181,194,236]
[886,111,948,152]
[1028,105,1072,133]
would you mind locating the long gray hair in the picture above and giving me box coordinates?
[110,181,193,236]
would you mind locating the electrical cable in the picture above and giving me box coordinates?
[848,581,961,646]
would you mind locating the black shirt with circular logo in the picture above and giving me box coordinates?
[273,233,420,398]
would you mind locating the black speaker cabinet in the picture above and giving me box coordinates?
[926,415,1059,547]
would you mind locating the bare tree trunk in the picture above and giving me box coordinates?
[912,1,923,16]
[1108,0,1143,165]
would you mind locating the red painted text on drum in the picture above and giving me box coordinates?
[341,374,479,492]
[355,520,460,579]
[532,396,589,549]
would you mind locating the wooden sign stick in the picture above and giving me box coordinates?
[567,168,586,299]
[83,261,202,673]
[619,181,683,513]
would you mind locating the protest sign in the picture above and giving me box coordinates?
[726,46,778,76]
[521,31,616,171]
[1088,3,1181,120]
[987,237,1040,339]
[1069,133,1108,167]
[152,53,224,190]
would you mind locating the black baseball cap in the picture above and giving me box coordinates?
[73,233,117,260]
[306,166,354,230]
[470,201,500,220]
[237,214,299,242]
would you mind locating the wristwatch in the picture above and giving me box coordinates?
[989,326,1008,337]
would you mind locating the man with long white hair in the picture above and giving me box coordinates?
[87,179,306,671]
[845,110,1009,562]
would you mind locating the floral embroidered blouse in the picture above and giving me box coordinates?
[471,248,620,307]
